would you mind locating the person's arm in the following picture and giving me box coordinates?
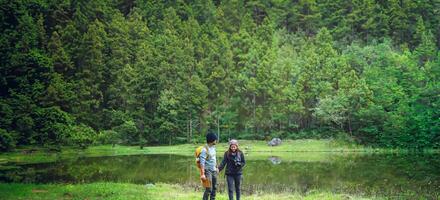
[241,151,246,168]
[218,152,227,172]
[199,148,207,180]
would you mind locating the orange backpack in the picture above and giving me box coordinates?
[195,145,210,169]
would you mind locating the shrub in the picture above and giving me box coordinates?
[69,124,96,149]
[35,107,74,145]
[0,129,16,151]
[331,132,356,147]
[96,130,120,145]
[113,120,138,145]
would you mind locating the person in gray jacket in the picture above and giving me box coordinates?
[199,132,219,200]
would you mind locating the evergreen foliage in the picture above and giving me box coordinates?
[0,0,439,150]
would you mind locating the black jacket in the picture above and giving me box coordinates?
[218,150,246,175]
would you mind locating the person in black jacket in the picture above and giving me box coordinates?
[218,139,245,200]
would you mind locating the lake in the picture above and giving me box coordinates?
[0,152,439,199]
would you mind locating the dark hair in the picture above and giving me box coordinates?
[206,131,217,143]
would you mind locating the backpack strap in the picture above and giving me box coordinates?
[204,145,210,160]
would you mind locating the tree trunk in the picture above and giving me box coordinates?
[217,115,220,143]
[187,111,193,143]
[190,112,193,143]
[187,114,190,143]
[348,115,353,137]
[253,92,256,138]
[200,108,209,138]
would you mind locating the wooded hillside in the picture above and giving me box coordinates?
[0,0,439,149]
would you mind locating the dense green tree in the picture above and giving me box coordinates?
[73,20,106,129]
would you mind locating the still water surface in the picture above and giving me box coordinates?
[1,153,439,198]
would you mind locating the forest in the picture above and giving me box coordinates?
[0,0,439,150]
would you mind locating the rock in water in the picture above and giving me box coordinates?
[267,138,282,146]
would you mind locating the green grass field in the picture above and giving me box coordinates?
[0,182,377,200]
[1,139,435,166]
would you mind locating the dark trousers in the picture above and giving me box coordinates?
[203,170,217,200]
[226,174,242,200]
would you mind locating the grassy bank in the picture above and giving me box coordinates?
[0,182,377,200]
[1,139,437,166]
